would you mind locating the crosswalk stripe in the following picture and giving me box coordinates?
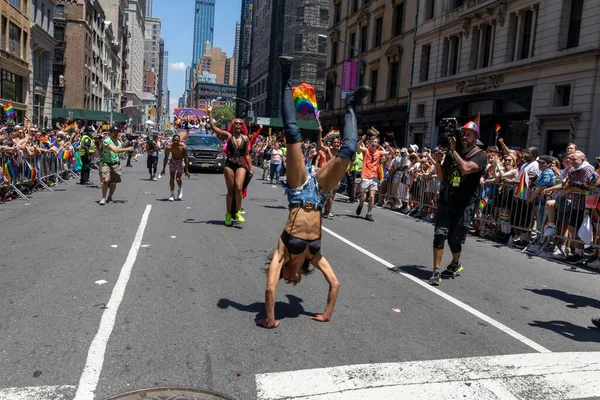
[256,351,600,400]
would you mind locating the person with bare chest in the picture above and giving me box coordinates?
[161,134,190,201]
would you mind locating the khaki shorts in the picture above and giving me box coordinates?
[101,163,122,183]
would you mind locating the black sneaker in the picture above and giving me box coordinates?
[365,213,374,222]
[442,261,464,278]
[428,269,441,286]
[356,204,363,216]
[107,198,115,204]
[344,86,372,108]
[565,254,584,265]
[592,317,600,329]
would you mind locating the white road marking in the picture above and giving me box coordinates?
[322,226,551,353]
[94,280,107,285]
[74,205,152,400]
[256,351,600,400]
[0,385,76,400]
[110,245,117,248]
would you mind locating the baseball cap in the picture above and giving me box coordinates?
[538,155,553,164]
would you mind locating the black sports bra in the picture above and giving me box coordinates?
[227,135,247,158]
[280,230,321,256]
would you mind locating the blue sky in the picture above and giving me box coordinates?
[154,0,241,117]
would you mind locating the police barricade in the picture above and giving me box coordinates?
[1,150,79,201]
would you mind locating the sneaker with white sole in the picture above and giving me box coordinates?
[168,194,175,202]
[99,198,106,205]
[177,188,183,200]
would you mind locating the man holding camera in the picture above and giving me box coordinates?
[427,122,487,286]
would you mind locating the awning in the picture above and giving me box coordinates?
[52,108,130,123]
[254,117,319,131]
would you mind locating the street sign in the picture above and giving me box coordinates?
[256,117,271,126]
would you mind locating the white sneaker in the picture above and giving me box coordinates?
[543,224,556,237]
[152,176,157,181]
[99,198,106,205]
[177,189,183,200]
[552,248,566,259]
[168,194,175,202]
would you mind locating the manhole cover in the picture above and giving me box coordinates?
[105,387,235,400]
[249,198,277,203]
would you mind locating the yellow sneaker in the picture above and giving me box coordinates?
[235,211,245,223]
[225,213,233,226]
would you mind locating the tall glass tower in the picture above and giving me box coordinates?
[192,0,216,65]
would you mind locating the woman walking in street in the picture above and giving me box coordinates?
[206,107,252,226]
[256,56,370,329]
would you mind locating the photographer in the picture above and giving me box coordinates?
[427,121,487,286]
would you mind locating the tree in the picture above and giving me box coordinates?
[212,104,235,128]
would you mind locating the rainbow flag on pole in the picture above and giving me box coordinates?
[515,171,527,199]
[368,127,379,137]
[3,103,15,118]
[65,122,77,133]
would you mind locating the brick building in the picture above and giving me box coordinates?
[408,0,600,156]
[0,0,31,123]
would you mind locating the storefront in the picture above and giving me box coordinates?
[1,68,27,122]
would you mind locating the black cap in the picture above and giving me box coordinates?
[538,155,553,164]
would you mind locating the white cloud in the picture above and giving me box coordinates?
[169,62,187,71]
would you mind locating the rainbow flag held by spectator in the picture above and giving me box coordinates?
[24,161,36,184]
[65,122,77,133]
[3,158,18,183]
[3,103,15,118]
[478,198,487,211]
[515,171,527,199]
[322,129,340,142]
[368,127,379,137]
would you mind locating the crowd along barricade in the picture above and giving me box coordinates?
[1,150,80,201]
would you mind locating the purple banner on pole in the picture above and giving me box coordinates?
[349,60,357,90]
[342,61,352,91]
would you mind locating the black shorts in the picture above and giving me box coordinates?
[225,159,246,171]
[147,155,158,168]
[434,203,477,244]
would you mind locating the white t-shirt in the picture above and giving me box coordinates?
[271,149,283,164]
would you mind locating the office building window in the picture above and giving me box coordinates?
[393,3,404,37]
[297,6,304,22]
[334,2,341,23]
[55,5,64,17]
[416,104,425,118]
[332,41,338,65]
[8,22,21,58]
[1,69,24,102]
[318,35,327,53]
[9,0,20,10]
[320,8,328,23]
[370,70,378,103]
[424,0,434,20]
[349,32,356,58]
[553,84,571,107]
[295,34,303,51]
[566,0,583,48]
[54,26,64,41]
[351,0,359,13]
[374,18,383,47]
[472,23,494,70]
[419,44,430,82]
[441,35,460,77]
[388,62,399,99]
[360,25,367,53]
[509,8,537,61]
[450,0,462,9]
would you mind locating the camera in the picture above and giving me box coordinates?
[438,118,463,149]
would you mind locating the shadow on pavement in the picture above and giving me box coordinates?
[526,288,600,309]
[528,320,600,343]
[183,219,243,229]
[263,205,287,210]
[340,214,366,220]
[389,265,431,280]
[216,294,314,322]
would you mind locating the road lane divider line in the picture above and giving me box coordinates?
[74,204,153,400]
[322,226,551,354]
[256,351,600,400]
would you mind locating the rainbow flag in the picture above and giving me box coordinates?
[515,171,527,199]
[478,198,487,211]
[24,161,36,184]
[3,103,15,118]
[3,158,17,183]
[292,83,319,118]
[485,166,497,180]
[40,136,50,148]
[378,164,385,181]
[322,129,340,142]
[65,122,77,133]
[61,150,72,160]
[562,178,571,191]
[473,112,480,127]
[495,124,501,133]
[413,173,419,183]
[368,127,379,137]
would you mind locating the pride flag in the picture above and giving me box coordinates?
[65,122,77,133]
[473,112,480,127]
[515,171,527,199]
[368,127,379,137]
[322,129,340,142]
[3,103,15,118]
[62,150,72,160]
[495,124,501,133]
[292,83,319,118]
[24,161,36,184]
[478,198,487,211]
[3,158,17,183]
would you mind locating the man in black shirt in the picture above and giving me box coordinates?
[427,122,487,286]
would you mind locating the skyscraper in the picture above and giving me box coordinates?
[192,0,215,65]
[233,21,240,86]
[145,0,152,17]
[235,0,253,116]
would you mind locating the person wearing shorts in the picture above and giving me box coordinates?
[356,136,390,222]
[161,134,190,202]
[99,127,134,205]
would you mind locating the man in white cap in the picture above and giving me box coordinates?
[426,121,487,286]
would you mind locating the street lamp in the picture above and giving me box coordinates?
[319,33,361,90]
[233,96,254,122]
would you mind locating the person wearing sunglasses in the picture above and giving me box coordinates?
[256,56,371,329]
[206,109,253,226]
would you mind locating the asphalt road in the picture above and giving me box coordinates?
[0,156,599,400]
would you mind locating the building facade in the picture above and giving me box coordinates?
[162,49,169,121]
[98,0,126,117]
[321,0,414,144]
[235,0,253,116]
[124,0,146,124]
[29,0,56,128]
[192,0,215,65]
[193,81,236,110]
[145,0,152,18]
[281,0,329,114]
[248,0,286,118]
[408,0,600,156]
[0,0,31,123]
[233,21,240,86]
[195,42,230,85]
